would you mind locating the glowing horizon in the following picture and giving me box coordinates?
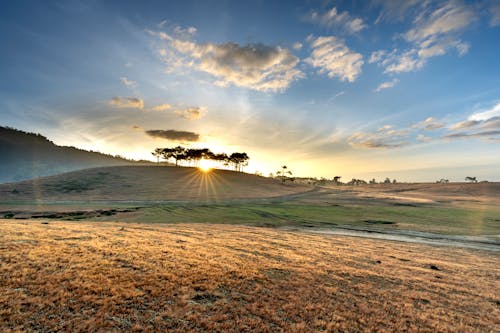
[1,1,499,182]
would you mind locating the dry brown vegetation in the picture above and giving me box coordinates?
[0,166,310,202]
[323,182,500,206]
[1,219,498,332]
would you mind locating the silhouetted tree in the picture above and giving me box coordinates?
[152,148,164,165]
[465,176,477,183]
[384,177,391,184]
[333,176,341,183]
[229,152,249,172]
[162,146,186,166]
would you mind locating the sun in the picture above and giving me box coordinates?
[198,159,212,172]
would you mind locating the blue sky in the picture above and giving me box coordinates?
[1,0,500,181]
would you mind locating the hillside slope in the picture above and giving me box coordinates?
[0,165,311,202]
[0,126,147,183]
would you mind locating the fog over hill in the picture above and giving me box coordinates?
[0,126,150,183]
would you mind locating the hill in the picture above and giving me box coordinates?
[0,126,150,183]
[0,165,311,202]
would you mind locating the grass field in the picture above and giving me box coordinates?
[1,220,498,332]
[1,166,499,331]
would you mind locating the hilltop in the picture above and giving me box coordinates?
[0,126,151,183]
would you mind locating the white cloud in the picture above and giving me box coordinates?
[469,103,500,121]
[374,78,399,92]
[404,2,475,43]
[293,42,303,50]
[307,7,367,34]
[149,29,303,92]
[370,1,476,74]
[120,77,137,88]
[306,36,363,82]
[109,97,144,109]
[446,103,500,142]
[150,103,172,112]
[175,106,207,120]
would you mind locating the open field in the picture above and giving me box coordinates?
[1,220,498,332]
[1,167,499,242]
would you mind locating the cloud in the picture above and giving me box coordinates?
[109,96,144,109]
[145,129,200,142]
[307,7,367,34]
[450,119,481,130]
[370,1,476,74]
[469,102,500,121]
[412,117,445,131]
[175,106,206,120]
[132,125,142,130]
[349,126,410,149]
[120,77,137,88]
[374,78,399,92]
[292,42,303,50]
[150,103,172,112]
[446,103,500,142]
[306,36,363,82]
[417,134,432,142]
[372,0,421,23]
[149,29,303,92]
[444,130,500,139]
[489,3,500,26]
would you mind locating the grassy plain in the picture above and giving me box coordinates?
[1,220,498,332]
[1,166,499,331]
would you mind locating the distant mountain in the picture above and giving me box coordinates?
[0,126,152,183]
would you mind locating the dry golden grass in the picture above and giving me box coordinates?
[0,219,498,332]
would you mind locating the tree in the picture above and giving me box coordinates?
[162,146,186,166]
[185,148,211,167]
[277,165,293,183]
[465,176,477,183]
[333,176,341,183]
[228,152,249,172]
[384,177,391,184]
[152,148,164,165]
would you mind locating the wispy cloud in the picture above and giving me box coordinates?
[349,125,410,148]
[412,117,445,131]
[370,1,476,74]
[489,3,500,26]
[372,0,421,23]
[145,129,199,142]
[150,103,172,112]
[306,6,367,34]
[175,106,206,120]
[120,77,137,88]
[149,28,303,92]
[292,42,302,50]
[306,36,363,82]
[109,96,144,109]
[446,103,500,142]
[374,78,399,92]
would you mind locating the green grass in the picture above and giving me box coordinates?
[93,202,500,236]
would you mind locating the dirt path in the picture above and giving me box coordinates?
[286,226,500,252]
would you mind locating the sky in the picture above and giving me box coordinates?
[1,0,500,182]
